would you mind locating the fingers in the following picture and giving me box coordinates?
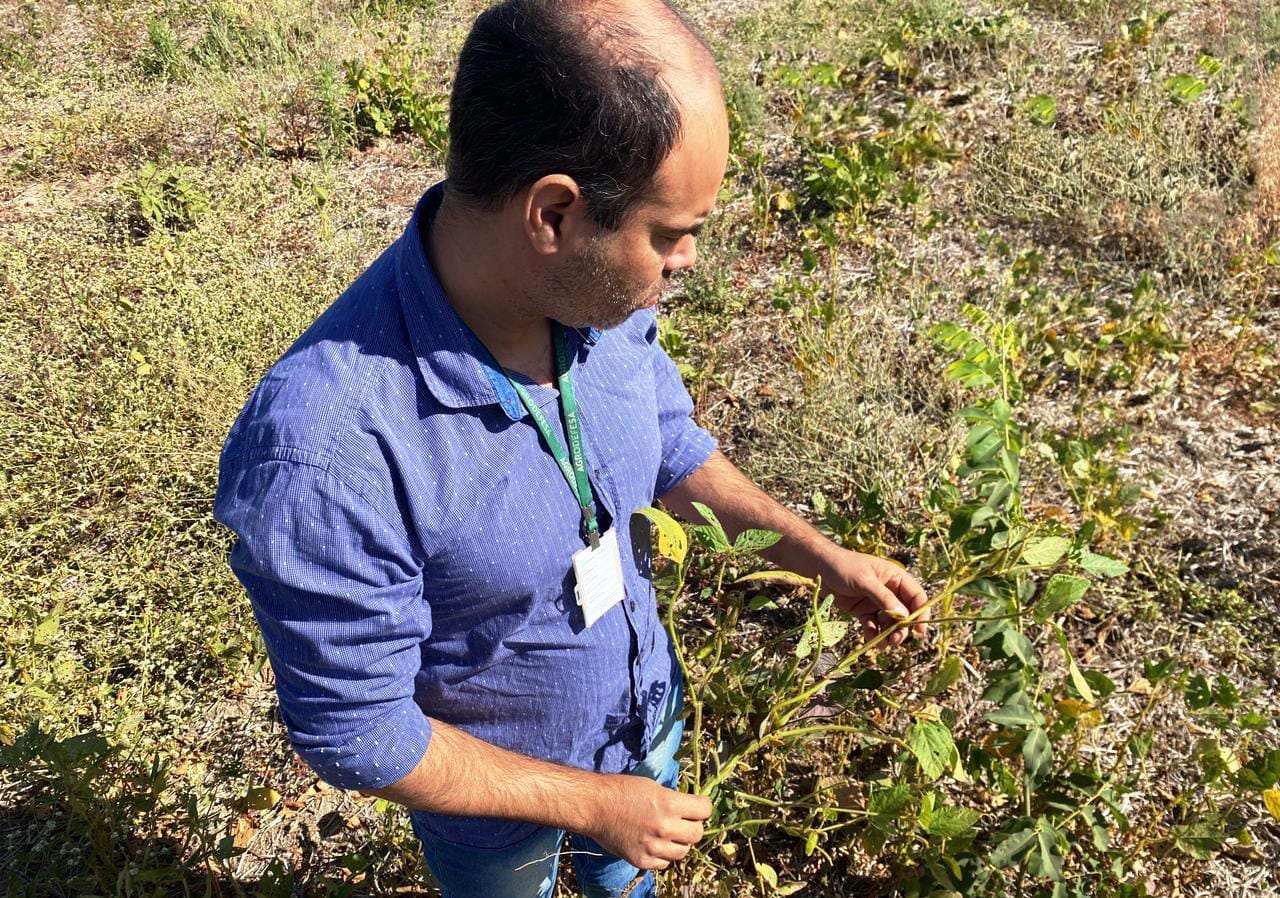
[859,615,877,642]
[833,592,894,643]
[884,565,931,637]
[638,840,689,869]
[637,830,699,870]
[672,791,712,821]
[860,577,911,645]
[661,816,705,846]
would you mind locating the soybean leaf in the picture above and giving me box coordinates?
[1079,550,1128,577]
[986,696,1039,728]
[945,359,996,388]
[908,719,956,781]
[1082,669,1117,698]
[747,593,778,611]
[691,502,729,545]
[922,805,981,839]
[1164,73,1207,103]
[635,506,687,566]
[1022,536,1070,567]
[989,821,1037,869]
[924,655,964,696]
[1263,788,1280,821]
[754,861,779,889]
[999,628,1036,667]
[1142,655,1177,683]
[1034,574,1089,623]
[868,782,911,831]
[1185,674,1213,710]
[1213,675,1240,709]
[1053,625,1096,703]
[733,528,783,556]
[1022,727,1053,790]
[1024,93,1057,125]
[966,421,1002,462]
[843,668,885,690]
[244,785,282,811]
[690,523,731,553]
[1171,822,1224,860]
[1234,749,1280,790]
[1026,822,1065,880]
[796,620,849,659]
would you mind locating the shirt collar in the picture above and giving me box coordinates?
[395,180,600,422]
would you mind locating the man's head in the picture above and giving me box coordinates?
[444,0,730,329]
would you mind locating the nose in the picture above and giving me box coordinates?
[664,233,698,273]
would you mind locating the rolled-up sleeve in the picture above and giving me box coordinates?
[213,452,431,791]
[643,315,718,499]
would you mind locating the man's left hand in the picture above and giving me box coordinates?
[813,548,930,646]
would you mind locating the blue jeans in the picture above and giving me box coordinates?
[410,678,685,898]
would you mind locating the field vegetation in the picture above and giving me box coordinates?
[1,0,1278,895]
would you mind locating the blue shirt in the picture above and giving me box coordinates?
[213,180,717,848]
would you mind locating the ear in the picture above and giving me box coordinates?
[523,175,587,256]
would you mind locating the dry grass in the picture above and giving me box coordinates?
[1,0,1277,895]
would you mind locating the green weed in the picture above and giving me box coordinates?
[343,37,448,150]
[138,17,184,80]
[119,163,210,236]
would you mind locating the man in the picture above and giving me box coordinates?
[213,1,929,896]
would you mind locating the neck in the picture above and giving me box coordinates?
[425,194,550,367]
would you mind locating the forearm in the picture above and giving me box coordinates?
[362,715,605,833]
[660,449,838,579]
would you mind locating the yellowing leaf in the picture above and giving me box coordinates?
[754,861,779,889]
[1068,657,1096,704]
[1056,698,1102,729]
[232,815,257,848]
[734,570,816,589]
[1263,788,1280,821]
[244,786,282,810]
[796,619,849,659]
[635,506,687,565]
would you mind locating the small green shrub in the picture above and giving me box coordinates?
[343,47,448,151]
[119,163,209,236]
[138,17,184,80]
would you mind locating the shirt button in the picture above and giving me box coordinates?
[629,599,637,612]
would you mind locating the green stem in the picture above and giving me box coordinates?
[1059,685,1164,831]
[697,573,982,797]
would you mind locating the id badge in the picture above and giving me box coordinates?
[571,527,626,628]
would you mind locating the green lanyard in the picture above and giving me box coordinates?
[505,323,601,548]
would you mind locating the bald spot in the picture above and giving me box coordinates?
[564,0,721,89]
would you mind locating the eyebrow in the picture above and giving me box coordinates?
[671,217,708,238]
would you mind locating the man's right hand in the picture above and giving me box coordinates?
[362,715,711,871]
[584,774,713,870]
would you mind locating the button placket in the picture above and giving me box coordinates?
[578,401,649,736]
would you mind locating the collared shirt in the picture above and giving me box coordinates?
[213,180,717,848]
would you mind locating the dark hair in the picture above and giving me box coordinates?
[445,0,710,230]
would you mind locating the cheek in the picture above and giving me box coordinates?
[609,242,663,287]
